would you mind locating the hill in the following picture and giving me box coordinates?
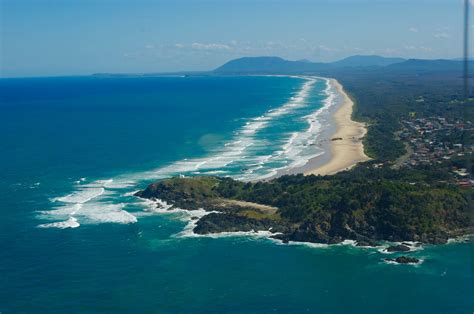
[213,56,328,74]
[213,55,469,75]
[330,55,405,67]
[214,55,406,74]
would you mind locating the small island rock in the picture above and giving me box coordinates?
[385,244,411,252]
[385,256,420,264]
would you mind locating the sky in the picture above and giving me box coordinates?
[0,0,472,77]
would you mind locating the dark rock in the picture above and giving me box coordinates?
[385,244,411,252]
[193,213,277,234]
[268,225,290,233]
[356,240,378,247]
[328,236,344,244]
[385,256,420,264]
[419,232,449,244]
[270,222,341,244]
[402,241,424,248]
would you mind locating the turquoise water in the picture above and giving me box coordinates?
[0,76,472,313]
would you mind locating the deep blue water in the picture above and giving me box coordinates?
[0,76,472,313]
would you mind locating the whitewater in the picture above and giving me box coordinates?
[36,76,338,229]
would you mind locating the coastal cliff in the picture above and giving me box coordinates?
[135,169,472,245]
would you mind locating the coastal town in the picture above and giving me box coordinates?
[394,116,473,187]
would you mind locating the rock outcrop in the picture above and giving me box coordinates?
[135,176,472,246]
[385,244,411,252]
[385,256,420,264]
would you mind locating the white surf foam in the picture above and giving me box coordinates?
[269,238,330,248]
[44,176,143,228]
[377,241,424,254]
[38,217,80,229]
[85,210,137,224]
[52,187,105,204]
[124,76,321,182]
[178,226,277,239]
[234,77,337,181]
[382,258,424,266]
[78,203,137,224]
[447,234,472,244]
[81,179,113,187]
[42,75,338,229]
[104,180,136,189]
[175,208,215,237]
[123,190,141,197]
[143,199,174,213]
[274,78,336,170]
[39,203,82,217]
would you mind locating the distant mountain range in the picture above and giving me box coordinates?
[330,55,406,67]
[213,55,470,75]
[213,56,329,73]
[93,55,472,77]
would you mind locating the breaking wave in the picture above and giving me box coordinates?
[38,76,338,229]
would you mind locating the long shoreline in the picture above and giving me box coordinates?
[303,78,370,176]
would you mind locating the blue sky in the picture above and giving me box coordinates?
[1,0,471,77]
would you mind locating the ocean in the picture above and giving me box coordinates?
[0,75,472,313]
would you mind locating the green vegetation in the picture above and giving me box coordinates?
[137,176,221,209]
[138,168,471,244]
[215,165,471,242]
[332,68,473,160]
[138,63,473,245]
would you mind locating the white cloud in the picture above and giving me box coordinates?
[123,52,139,59]
[318,44,339,52]
[409,27,419,33]
[381,48,398,55]
[404,45,432,52]
[434,32,451,39]
[191,42,231,50]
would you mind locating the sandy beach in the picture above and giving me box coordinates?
[304,79,370,176]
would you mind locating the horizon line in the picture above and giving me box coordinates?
[0,55,470,79]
